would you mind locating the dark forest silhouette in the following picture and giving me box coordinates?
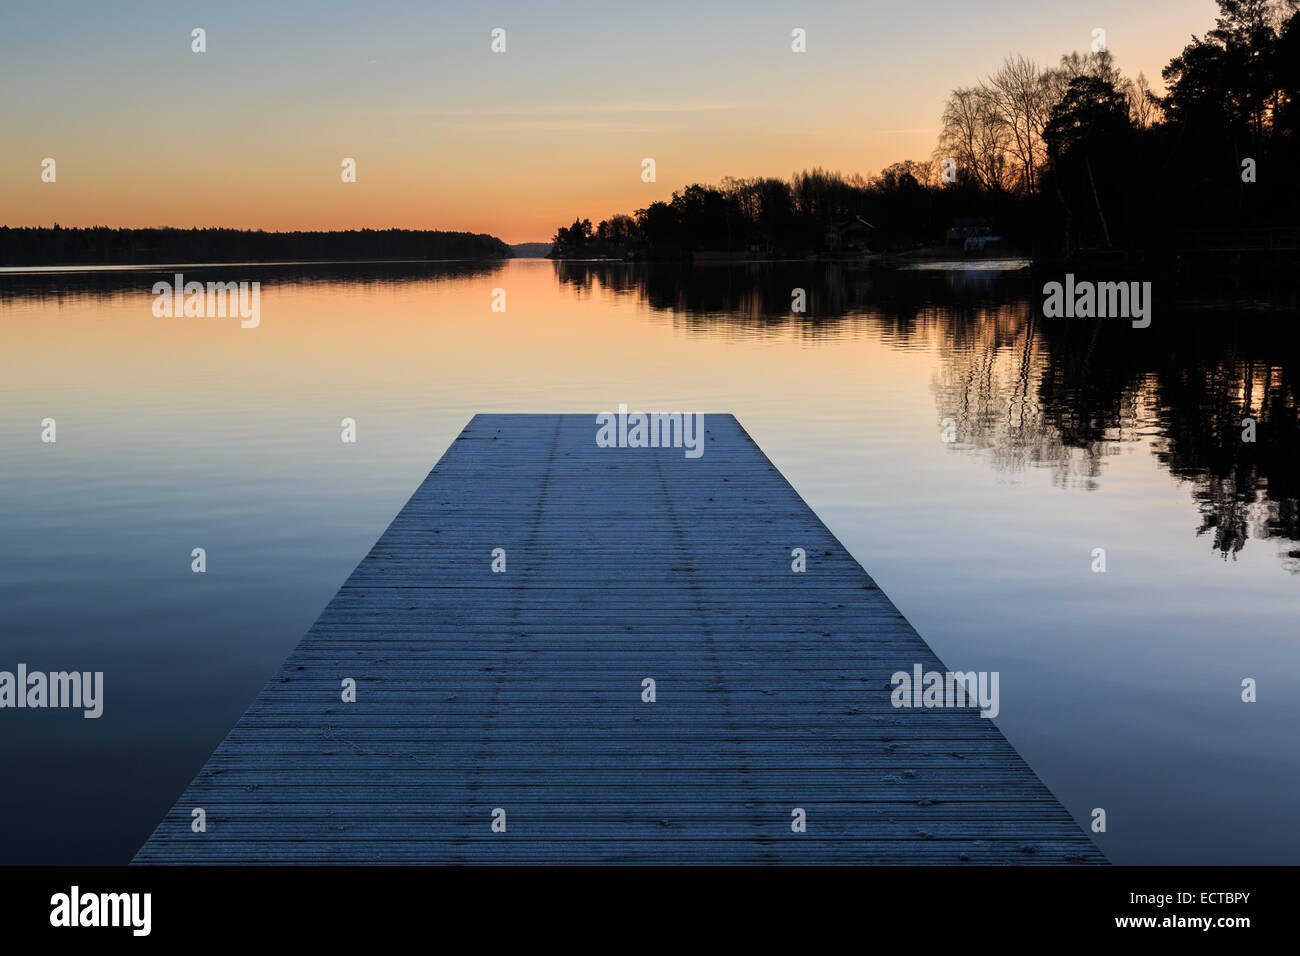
[552,0,1300,262]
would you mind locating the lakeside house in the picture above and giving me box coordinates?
[745,230,776,256]
[824,217,875,254]
[945,217,994,244]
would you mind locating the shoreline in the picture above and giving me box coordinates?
[0,256,511,274]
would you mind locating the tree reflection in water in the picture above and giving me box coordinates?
[556,260,1299,570]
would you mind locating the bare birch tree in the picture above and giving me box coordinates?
[935,86,1012,191]
[984,55,1053,195]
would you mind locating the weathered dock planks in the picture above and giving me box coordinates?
[134,413,1104,864]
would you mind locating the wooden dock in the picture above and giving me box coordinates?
[135,413,1103,864]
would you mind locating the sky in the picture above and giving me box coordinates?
[0,0,1217,243]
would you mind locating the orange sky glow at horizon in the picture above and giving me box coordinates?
[0,0,1219,243]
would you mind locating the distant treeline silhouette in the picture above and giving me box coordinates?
[0,226,512,266]
[551,0,1300,261]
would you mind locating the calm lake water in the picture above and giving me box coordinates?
[1,258,1297,865]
